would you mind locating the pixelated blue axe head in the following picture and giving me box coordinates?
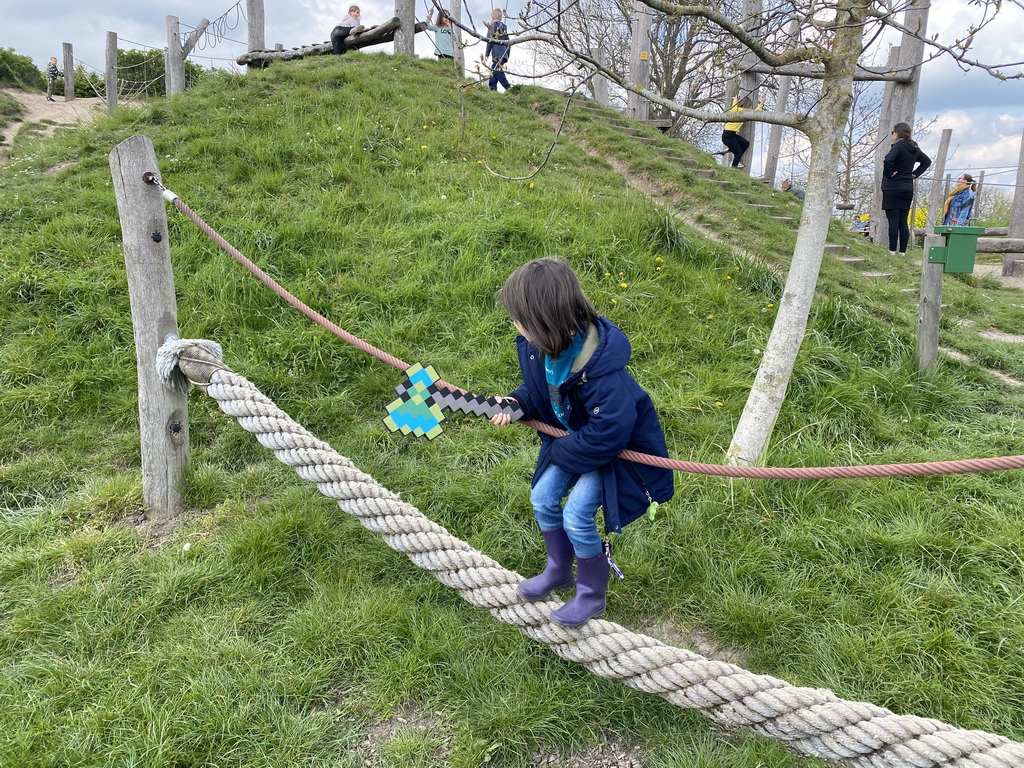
[383,363,524,440]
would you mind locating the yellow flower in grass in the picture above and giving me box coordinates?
[529,182,534,189]
[421,145,428,149]
[620,282,628,288]
[707,314,714,319]
[715,401,724,407]
[655,256,664,262]
[726,275,732,280]
[611,299,618,304]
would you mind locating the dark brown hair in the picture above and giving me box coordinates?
[961,173,977,191]
[497,258,598,358]
[736,96,753,109]
[892,122,919,150]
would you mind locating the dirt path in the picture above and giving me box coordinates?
[0,87,104,164]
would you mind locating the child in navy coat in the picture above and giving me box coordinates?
[490,258,674,627]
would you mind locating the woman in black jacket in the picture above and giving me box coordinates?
[881,122,931,254]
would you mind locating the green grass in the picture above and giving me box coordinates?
[2,53,1024,767]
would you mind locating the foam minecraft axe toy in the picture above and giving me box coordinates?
[383,362,524,439]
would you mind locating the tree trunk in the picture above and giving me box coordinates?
[726,13,860,466]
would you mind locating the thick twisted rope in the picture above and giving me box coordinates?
[157,338,1024,768]
[150,179,1024,481]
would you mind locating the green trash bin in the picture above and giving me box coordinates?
[928,225,985,274]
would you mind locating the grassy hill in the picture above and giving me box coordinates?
[2,53,1024,767]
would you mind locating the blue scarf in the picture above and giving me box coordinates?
[545,329,586,430]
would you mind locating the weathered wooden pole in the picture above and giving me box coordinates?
[873,0,930,240]
[449,0,464,70]
[1004,128,1024,276]
[924,128,951,235]
[871,46,900,244]
[917,233,944,373]
[594,45,609,106]
[974,170,986,222]
[62,42,75,101]
[165,16,185,95]
[247,0,266,56]
[394,0,416,55]
[763,18,798,186]
[109,135,189,520]
[627,0,652,121]
[735,0,764,178]
[105,31,118,115]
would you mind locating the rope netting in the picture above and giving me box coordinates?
[152,177,1024,481]
[156,337,1024,768]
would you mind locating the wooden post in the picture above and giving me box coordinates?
[917,234,944,373]
[247,0,266,56]
[974,170,986,224]
[105,31,117,116]
[762,19,795,187]
[735,0,763,178]
[109,135,189,519]
[594,45,609,106]
[1004,128,1024,276]
[165,16,185,95]
[449,0,464,70]
[627,0,652,121]
[62,43,75,101]
[394,0,416,55]
[871,46,900,244]
[924,128,951,236]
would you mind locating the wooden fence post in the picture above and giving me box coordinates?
[62,42,75,101]
[627,0,652,121]
[1004,128,1024,276]
[394,0,416,55]
[105,31,118,115]
[924,128,951,236]
[165,16,185,95]
[109,135,189,520]
[247,0,266,56]
[917,233,944,372]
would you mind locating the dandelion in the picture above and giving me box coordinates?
[618,272,624,276]
[732,218,738,222]
[605,272,611,276]
[463,157,467,161]
[726,275,732,280]
[656,267,662,271]
[423,124,428,129]
[421,145,428,149]
[715,401,724,407]
[767,303,774,308]
[611,299,618,304]
[406,137,411,141]
[529,182,534,189]
[734,266,740,270]
[655,256,664,262]
[707,314,714,319]
[620,282,628,288]
[477,160,483,164]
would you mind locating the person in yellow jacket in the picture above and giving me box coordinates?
[720,95,764,168]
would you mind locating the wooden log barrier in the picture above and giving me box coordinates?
[237,18,427,67]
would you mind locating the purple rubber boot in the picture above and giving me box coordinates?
[550,553,610,628]
[518,528,575,601]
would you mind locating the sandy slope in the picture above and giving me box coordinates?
[0,87,104,163]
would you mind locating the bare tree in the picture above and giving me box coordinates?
[521,0,1023,465]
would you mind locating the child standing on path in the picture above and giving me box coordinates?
[489,259,674,628]
[720,95,764,168]
[483,8,510,91]
[45,57,63,103]
[425,7,458,60]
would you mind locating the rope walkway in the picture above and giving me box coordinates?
[156,337,1024,768]
[154,179,1024,481]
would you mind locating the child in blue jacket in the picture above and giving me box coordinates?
[490,258,674,628]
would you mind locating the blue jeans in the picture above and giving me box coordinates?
[489,59,510,91]
[530,464,603,558]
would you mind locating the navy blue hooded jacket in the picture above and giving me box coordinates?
[508,316,674,533]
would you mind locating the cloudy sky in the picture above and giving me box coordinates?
[3,0,1022,186]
